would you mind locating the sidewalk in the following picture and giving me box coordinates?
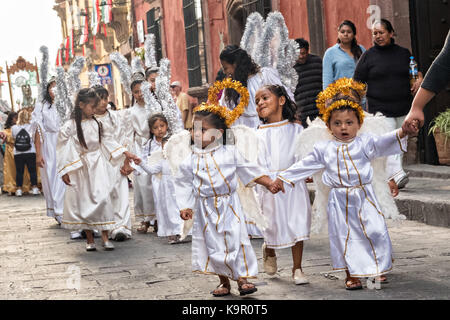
[0,192,449,300]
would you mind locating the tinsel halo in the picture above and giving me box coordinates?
[321,100,365,125]
[193,78,249,127]
[316,77,367,115]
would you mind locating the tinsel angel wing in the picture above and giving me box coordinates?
[240,12,265,63]
[231,125,268,231]
[141,81,162,115]
[144,33,158,68]
[131,56,145,76]
[256,11,299,93]
[295,117,332,234]
[163,129,192,176]
[155,58,184,134]
[88,71,102,88]
[38,46,49,101]
[359,112,406,221]
[110,52,132,96]
[54,66,73,123]
[66,56,86,99]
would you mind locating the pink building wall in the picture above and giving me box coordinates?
[279,0,309,41]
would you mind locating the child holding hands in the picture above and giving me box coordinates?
[272,78,408,290]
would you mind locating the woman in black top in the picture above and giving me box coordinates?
[354,19,423,191]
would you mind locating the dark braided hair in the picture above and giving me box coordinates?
[337,20,363,61]
[220,45,260,106]
[72,88,101,149]
[258,85,298,124]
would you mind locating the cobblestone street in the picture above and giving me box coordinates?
[0,191,449,300]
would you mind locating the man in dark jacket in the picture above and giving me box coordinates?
[293,38,323,128]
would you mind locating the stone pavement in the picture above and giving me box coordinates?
[0,191,449,300]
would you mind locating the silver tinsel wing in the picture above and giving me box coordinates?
[110,52,132,96]
[240,12,265,64]
[54,66,72,123]
[131,56,145,76]
[67,56,86,98]
[256,11,299,93]
[88,71,102,88]
[141,81,162,115]
[38,46,49,101]
[232,125,268,231]
[144,33,158,68]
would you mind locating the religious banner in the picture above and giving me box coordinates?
[95,63,112,85]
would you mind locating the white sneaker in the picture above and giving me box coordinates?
[293,269,309,285]
[15,189,23,197]
[31,187,40,195]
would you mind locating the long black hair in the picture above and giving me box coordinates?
[43,80,56,107]
[72,88,101,149]
[220,45,260,105]
[130,79,144,106]
[4,112,18,129]
[258,85,297,124]
[192,110,230,146]
[337,20,363,61]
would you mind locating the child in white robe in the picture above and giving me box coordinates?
[57,88,138,252]
[92,85,133,241]
[255,85,312,285]
[137,114,185,243]
[271,79,408,290]
[175,109,274,297]
[32,79,66,225]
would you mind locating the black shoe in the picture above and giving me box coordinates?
[114,232,127,242]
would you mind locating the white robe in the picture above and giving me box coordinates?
[57,118,126,231]
[139,151,184,237]
[174,144,263,281]
[32,102,66,219]
[278,131,408,278]
[95,111,132,239]
[123,103,156,224]
[256,120,311,249]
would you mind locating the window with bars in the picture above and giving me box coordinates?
[146,8,163,64]
[242,0,272,21]
[183,0,208,88]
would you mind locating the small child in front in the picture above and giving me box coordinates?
[272,78,408,290]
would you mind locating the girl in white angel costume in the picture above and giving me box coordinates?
[57,88,138,252]
[136,113,186,243]
[33,79,66,225]
[165,79,274,297]
[92,85,133,242]
[254,84,311,285]
[272,78,408,290]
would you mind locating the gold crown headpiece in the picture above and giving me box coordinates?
[316,78,367,124]
[193,78,249,127]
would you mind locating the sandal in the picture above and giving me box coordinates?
[211,283,231,297]
[345,277,363,290]
[372,275,389,284]
[137,221,150,234]
[238,279,258,296]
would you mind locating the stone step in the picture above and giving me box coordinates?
[404,164,450,180]
[307,176,450,228]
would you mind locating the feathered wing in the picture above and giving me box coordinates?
[147,149,163,180]
[296,117,332,234]
[359,112,406,220]
[110,52,132,96]
[232,125,268,230]
[38,46,49,101]
[163,130,192,176]
[240,12,265,64]
[256,11,299,93]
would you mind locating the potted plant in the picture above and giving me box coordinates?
[429,108,450,165]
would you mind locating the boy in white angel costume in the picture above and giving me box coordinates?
[272,78,407,290]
